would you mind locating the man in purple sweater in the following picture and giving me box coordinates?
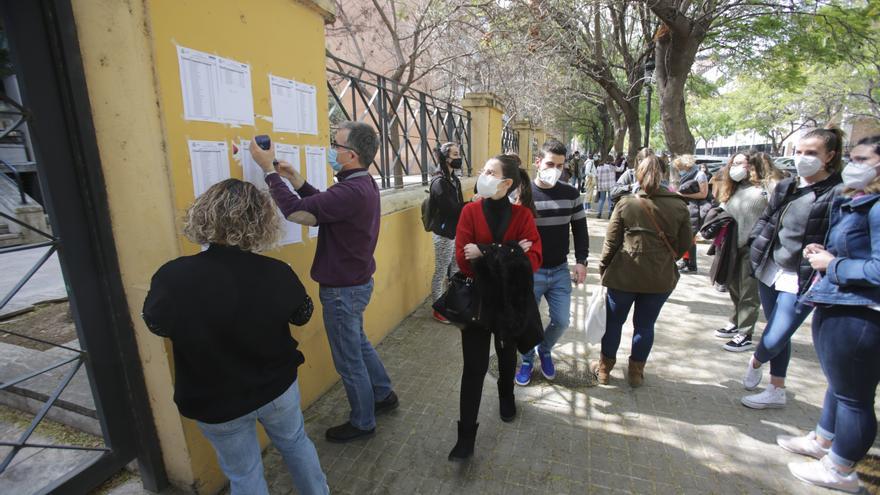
[250,121,397,443]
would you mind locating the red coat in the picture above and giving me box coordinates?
[455,200,542,277]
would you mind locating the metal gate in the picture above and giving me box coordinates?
[0,1,166,492]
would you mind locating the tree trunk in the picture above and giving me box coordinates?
[653,26,703,155]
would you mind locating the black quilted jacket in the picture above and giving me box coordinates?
[748,173,843,295]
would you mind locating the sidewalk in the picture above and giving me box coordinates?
[252,216,880,494]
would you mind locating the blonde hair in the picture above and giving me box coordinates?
[672,154,695,171]
[636,155,665,195]
[183,179,281,252]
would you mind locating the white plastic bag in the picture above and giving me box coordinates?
[584,286,607,344]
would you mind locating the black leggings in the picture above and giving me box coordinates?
[459,323,517,425]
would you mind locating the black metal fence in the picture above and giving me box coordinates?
[326,55,472,189]
[502,125,520,155]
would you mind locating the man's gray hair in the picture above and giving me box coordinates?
[339,121,379,167]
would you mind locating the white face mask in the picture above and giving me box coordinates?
[729,165,748,182]
[508,190,520,204]
[537,167,561,187]
[795,155,824,177]
[477,174,503,198]
[842,162,879,190]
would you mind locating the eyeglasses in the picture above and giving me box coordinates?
[330,140,356,153]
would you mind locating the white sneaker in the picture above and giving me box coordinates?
[777,431,830,459]
[741,384,786,409]
[789,455,861,493]
[742,357,763,390]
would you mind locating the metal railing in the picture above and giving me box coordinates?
[326,55,472,189]
[0,102,109,476]
[0,95,31,204]
[502,125,520,155]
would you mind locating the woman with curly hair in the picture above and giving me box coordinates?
[143,179,328,495]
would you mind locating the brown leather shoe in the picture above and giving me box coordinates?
[591,354,616,384]
[628,358,646,388]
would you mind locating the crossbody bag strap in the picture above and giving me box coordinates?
[637,196,678,263]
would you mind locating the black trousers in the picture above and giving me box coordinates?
[458,323,517,425]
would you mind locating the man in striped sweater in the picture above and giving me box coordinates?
[515,140,590,385]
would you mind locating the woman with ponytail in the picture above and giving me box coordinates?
[780,135,880,493]
[447,154,543,461]
[740,128,844,409]
[429,143,465,323]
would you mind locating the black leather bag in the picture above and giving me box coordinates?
[432,272,479,326]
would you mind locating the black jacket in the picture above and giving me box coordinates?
[142,244,311,423]
[701,207,738,286]
[430,172,464,239]
[748,173,843,294]
[679,166,712,233]
[473,242,544,353]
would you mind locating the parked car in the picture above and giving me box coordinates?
[773,156,796,176]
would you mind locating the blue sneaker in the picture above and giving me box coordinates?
[515,361,533,386]
[539,351,556,380]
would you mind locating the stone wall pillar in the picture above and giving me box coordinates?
[460,93,504,171]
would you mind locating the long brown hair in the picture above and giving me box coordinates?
[636,155,665,195]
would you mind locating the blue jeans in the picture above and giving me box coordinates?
[522,263,571,364]
[596,191,609,218]
[812,305,880,468]
[319,279,393,430]
[754,281,813,378]
[197,381,328,495]
[601,289,670,362]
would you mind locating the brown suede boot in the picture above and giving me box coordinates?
[628,358,646,388]
[591,354,616,384]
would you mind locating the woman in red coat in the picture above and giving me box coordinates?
[448,154,542,461]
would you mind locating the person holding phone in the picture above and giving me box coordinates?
[249,122,398,444]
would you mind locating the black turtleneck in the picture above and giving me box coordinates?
[483,196,512,242]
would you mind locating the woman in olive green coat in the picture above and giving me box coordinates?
[592,155,693,387]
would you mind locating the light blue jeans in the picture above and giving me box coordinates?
[596,191,610,218]
[319,279,393,430]
[197,380,328,495]
[522,263,572,364]
[754,281,813,378]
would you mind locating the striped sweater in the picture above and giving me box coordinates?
[531,181,589,268]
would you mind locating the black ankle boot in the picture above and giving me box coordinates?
[499,393,516,422]
[448,421,479,461]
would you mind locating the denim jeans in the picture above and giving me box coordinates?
[522,263,571,364]
[596,191,610,218]
[601,288,671,362]
[197,381,328,495]
[812,305,880,468]
[319,279,393,430]
[753,281,813,378]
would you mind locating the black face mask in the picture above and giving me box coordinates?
[449,158,463,169]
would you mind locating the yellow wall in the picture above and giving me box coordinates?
[69,0,440,492]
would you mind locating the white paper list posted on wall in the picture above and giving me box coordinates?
[239,141,302,246]
[188,140,231,197]
[305,146,327,238]
[269,75,319,135]
[177,46,254,125]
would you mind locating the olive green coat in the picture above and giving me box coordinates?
[599,190,693,294]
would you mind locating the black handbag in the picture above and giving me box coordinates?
[432,272,478,326]
[432,200,511,327]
